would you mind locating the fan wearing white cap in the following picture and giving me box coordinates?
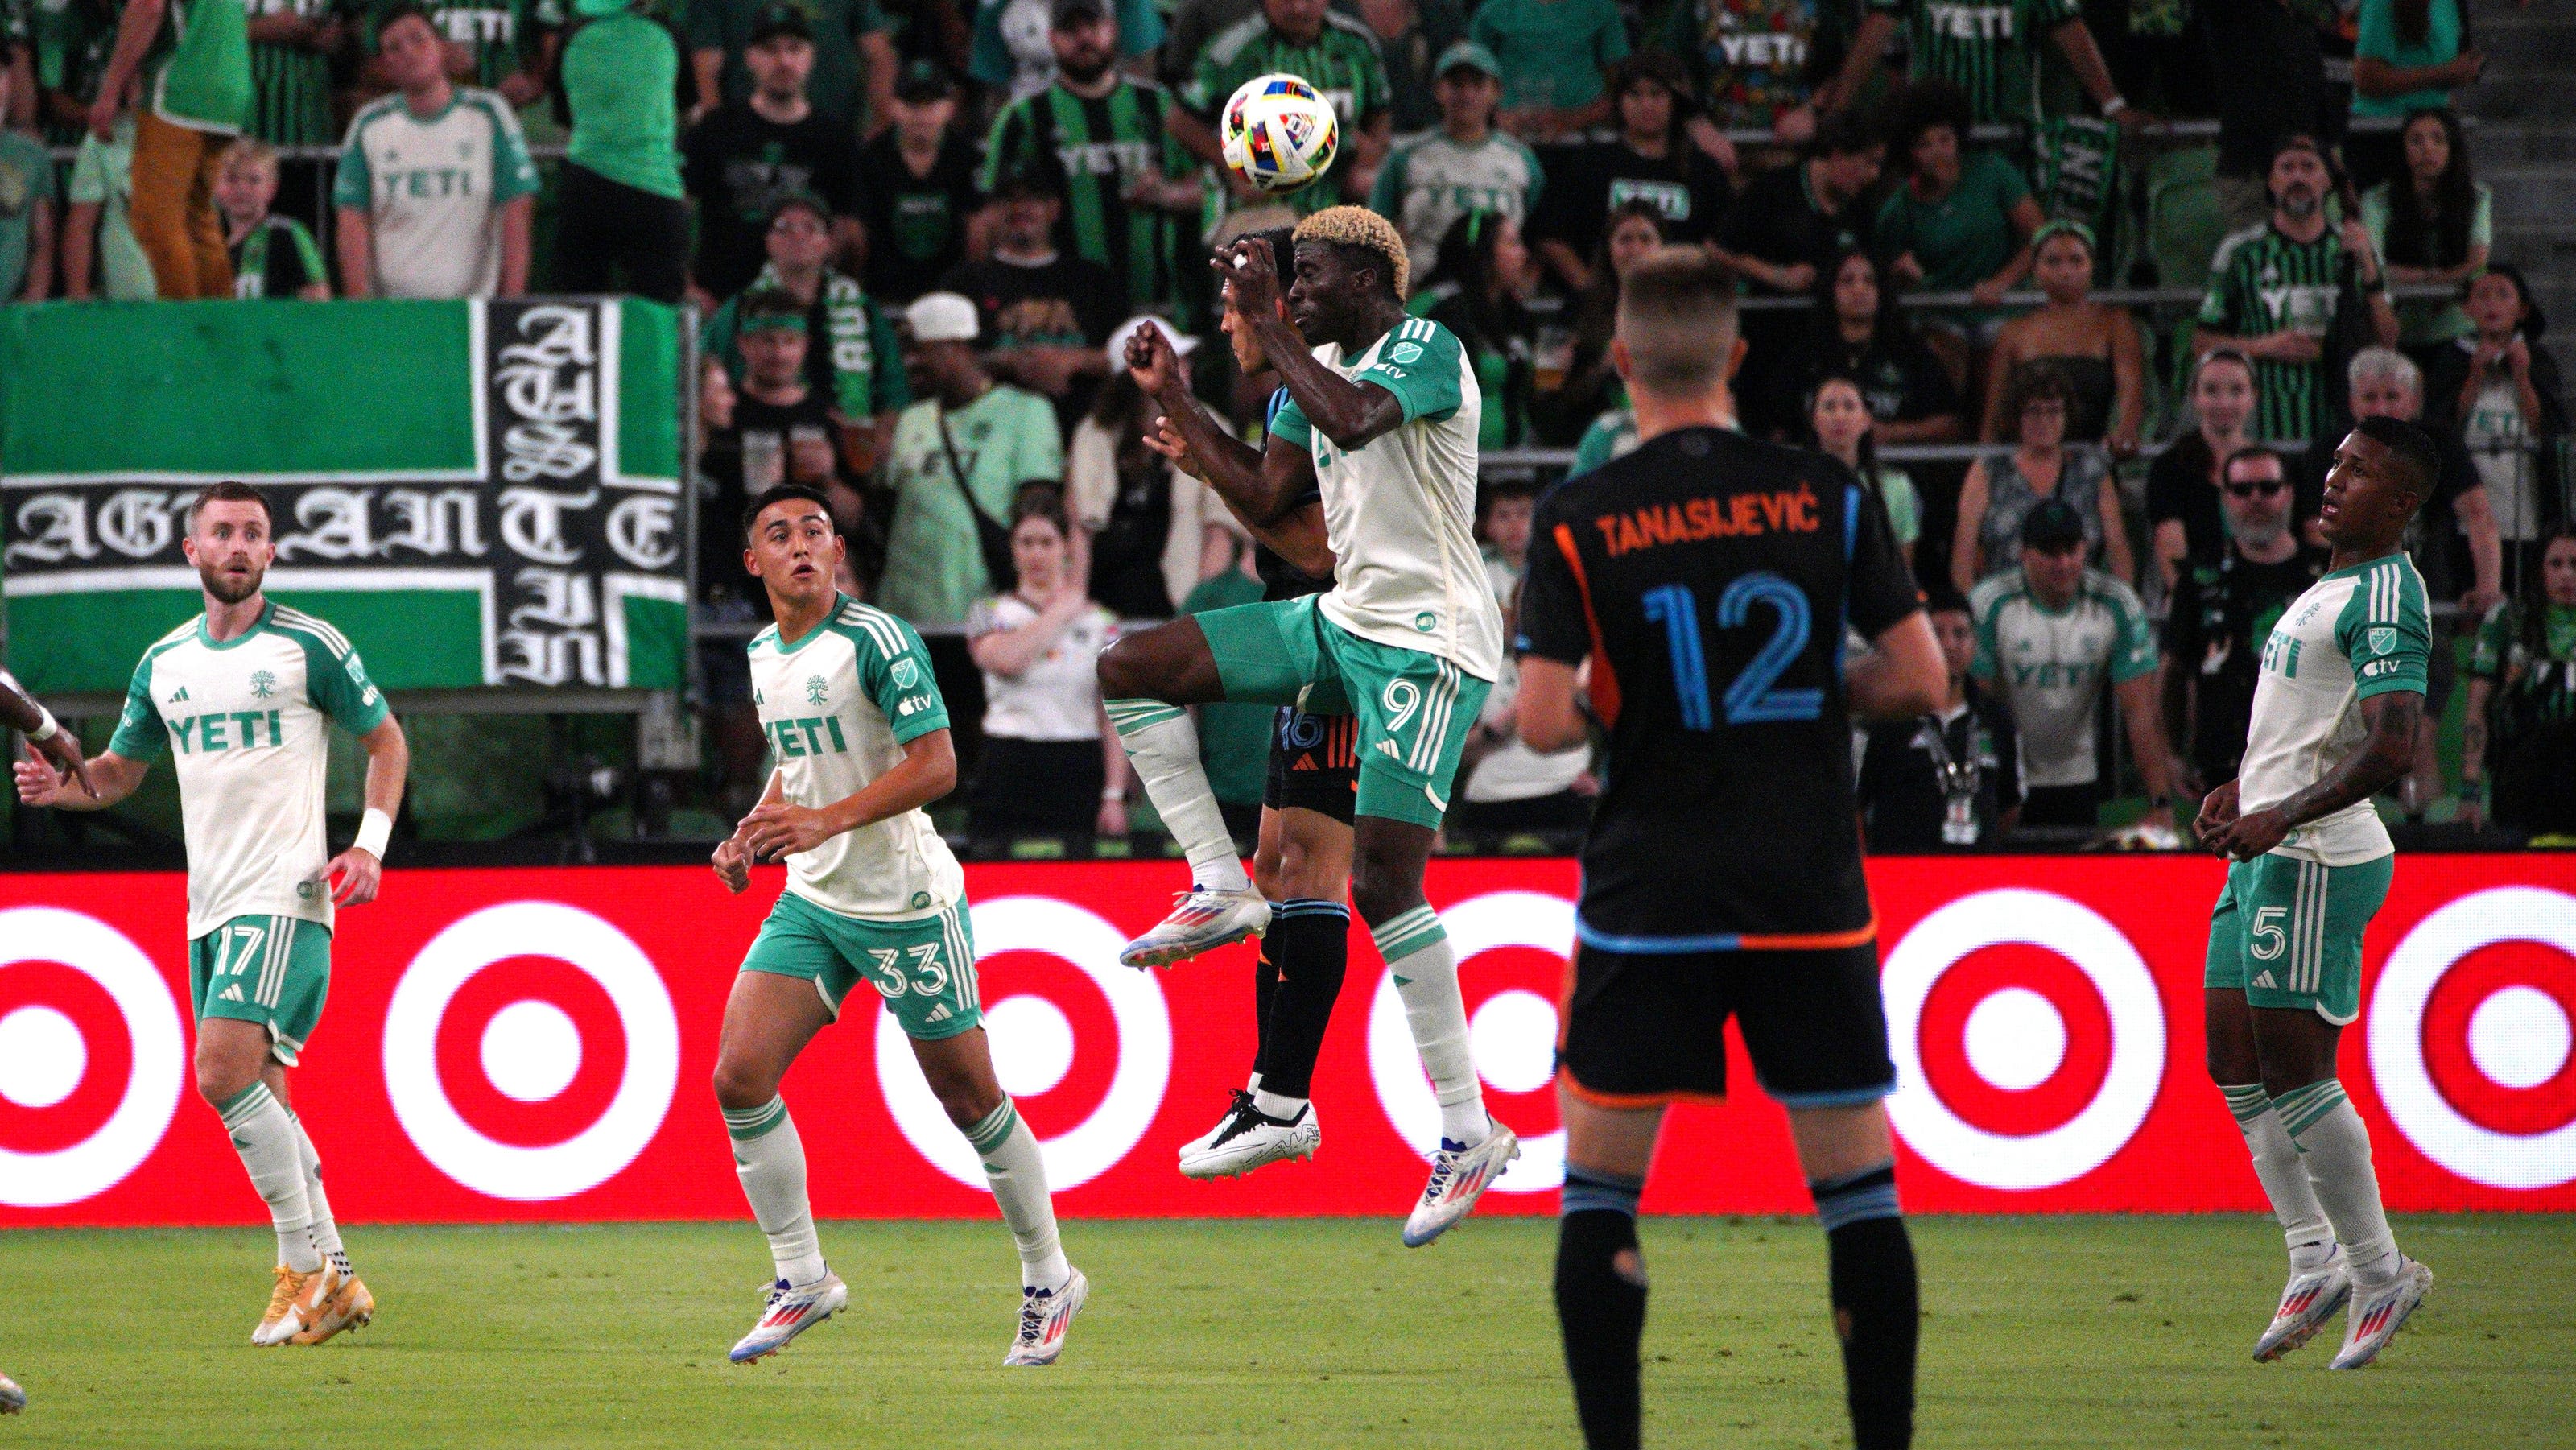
[1067,316,1250,618]
[873,292,1067,630]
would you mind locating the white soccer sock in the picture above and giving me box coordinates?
[723,1097,827,1287]
[288,1112,351,1274]
[966,1099,1069,1292]
[1106,700,1249,892]
[1373,907,1488,1144]
[2217,1084,2333,1270]
[1251,1089,1307,1119]
[2276,1080,2401,1286]
[217,1083,320,1274]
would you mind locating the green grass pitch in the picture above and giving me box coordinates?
[2,1216,2570,1448]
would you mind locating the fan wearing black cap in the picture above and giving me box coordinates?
[683,2,865,300]
[978,0,1200,320]
[854,59,984,304]
[1966,495,2176,832]
[687,0,897,136]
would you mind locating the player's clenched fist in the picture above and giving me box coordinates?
[711,832,752,894]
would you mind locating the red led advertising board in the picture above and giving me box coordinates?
[1,856,2570,1224]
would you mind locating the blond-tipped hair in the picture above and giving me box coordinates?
[1615,246,1739,399]
[1292,204,1410,300]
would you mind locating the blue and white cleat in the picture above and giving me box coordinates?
[0,1369,23,1414]
[1119,887,1270,969]
[729,1273,849,1363]
[1003,1268,1089,1366]
[2253,1250,2351,1362]
[2330,1258,2433,1370]
[1402,1119,1521,1247]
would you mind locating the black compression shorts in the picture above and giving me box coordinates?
[1261,705,1358,824]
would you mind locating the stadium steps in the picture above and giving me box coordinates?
[2466,0,2576,366]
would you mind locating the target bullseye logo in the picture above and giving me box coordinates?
[1369,890,1570,1192]
[2370,886,2576,1189]
[0,908,185,1208]
[383,902,679,1201]
[1884,889,2163,1191]
[878,896,1170,1190]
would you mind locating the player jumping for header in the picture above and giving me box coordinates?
[708,484,1085,1366]
[2196,415,2442,1369]
[19,481,408,1349]
[1107,207,1520,1244]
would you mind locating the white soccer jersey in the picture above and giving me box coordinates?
[1270,317,1507,681]
[331,87,539,299]
[1368,133,1544,279]
[749,594,965,919]
[2238,553,2431,865]
[965,593,1116,742]
[108,604,390,940]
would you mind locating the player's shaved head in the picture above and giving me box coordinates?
[1613,247,1740,399]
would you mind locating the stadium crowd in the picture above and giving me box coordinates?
[0,0,2568,851]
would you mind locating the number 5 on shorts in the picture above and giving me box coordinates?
[2249,906,2289,961]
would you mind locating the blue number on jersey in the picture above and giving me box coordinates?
[1641,572,1823,729]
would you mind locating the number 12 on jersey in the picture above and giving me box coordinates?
[1641,572,1822,729]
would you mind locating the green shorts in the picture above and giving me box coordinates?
[741,890,983,1040]
[188,915,332,1066]
[1195,593,1492,830]
[2203,853,2395,1026]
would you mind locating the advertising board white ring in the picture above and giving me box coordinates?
[1882,888,2164,1191]
[877,896,1170,1190]
[1368,890,1569,1192]
[382,901,679,1201]
[0,907,184,1208]
[2369,886,2576,1190]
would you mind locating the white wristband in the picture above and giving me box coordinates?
[354,808,394,859]
[2101,95,2128,118]
[1101,785,1127,802]
[26,708,57,744]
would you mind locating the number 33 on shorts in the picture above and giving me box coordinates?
[739,893,986,1040]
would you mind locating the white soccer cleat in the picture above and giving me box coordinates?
[2253,1251,2351,1362]
[2330,1258,2433,1370]
[729,1274,849,1364]
[251,1264,342,1347]
[1179,1092,1321,1179]
[1003,1268,1088,1366]
[1402,1120,1521,1247]
[1119,887,1271,969]
[0,1370,23,1414]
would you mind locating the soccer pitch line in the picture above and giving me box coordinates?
[0,1216,2568,1448]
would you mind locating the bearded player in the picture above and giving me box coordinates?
[1104,208,1519,1244]
[2197,416,2441,1370]
[708,484,1084,1366]
[18,481,408,1349]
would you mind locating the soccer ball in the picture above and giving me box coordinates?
[1220,73,1340,195]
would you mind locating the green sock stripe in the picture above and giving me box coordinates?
[217,1082,274,1128]
[1105,700,1186,736]
[1373,907,1446,960]
[2276,1081,2350,1138]
[721,1098,790,1141]
[2219,1084,2270,1123]
[965,1100,1020,1155]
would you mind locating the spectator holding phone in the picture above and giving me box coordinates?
[2427,265,2566,590]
